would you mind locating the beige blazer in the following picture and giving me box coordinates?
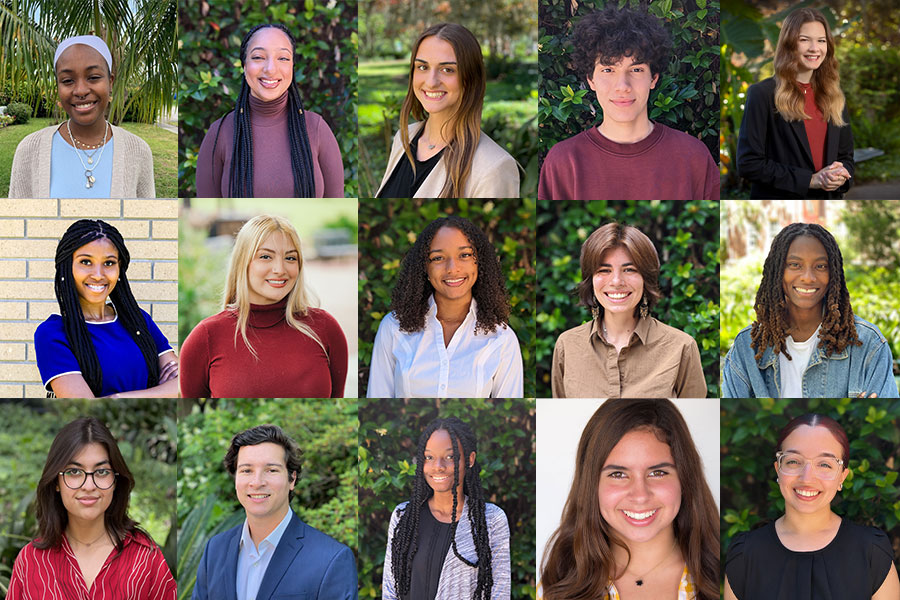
[8,124,156,198]
[376,121,520,198]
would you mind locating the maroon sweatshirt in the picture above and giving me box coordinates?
[538,123,720,200]
[180,298,348,398]
[195,91,344,198]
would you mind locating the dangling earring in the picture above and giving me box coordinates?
[839,483,843,491]
[591,303,599,320]
[640,295,649,319]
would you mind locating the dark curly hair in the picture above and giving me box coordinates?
[390,215,510,334]
[750,222,860,361]
[570,5,672,81]
[390,417,494,600]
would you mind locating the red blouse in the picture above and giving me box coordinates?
[7,531,175,600]
[799,81,827,171]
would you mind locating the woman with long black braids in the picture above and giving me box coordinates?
[195,23,343,197]
[34,220,178,398]
[383,417,510,600]
[723,222,898,398]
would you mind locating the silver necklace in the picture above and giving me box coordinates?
[66,120,110,188]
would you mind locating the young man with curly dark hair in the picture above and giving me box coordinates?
[538,6,719,200]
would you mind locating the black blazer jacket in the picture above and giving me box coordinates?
[736,77,854,199]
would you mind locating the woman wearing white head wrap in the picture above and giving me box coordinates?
[7,34,156,198]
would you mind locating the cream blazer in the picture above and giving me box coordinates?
[376,121,520,198]
[8,124,156,198]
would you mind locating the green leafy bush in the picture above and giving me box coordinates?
[358,199,537,398]
[536,200,720,397]
[6,102,31,125]
[358,398,536,600]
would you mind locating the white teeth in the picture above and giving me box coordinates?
[623,508,657,520]
[268,280,286,284]
[445,278,464,283]
[260,79,279,84]
[606,292,629,299]
[249,494,269,498]
[795,287,817,293]
[75,102,96,108]
[86,284,106,291]
[424,91,446,98]
[431,475,449,481]
[796,489,820,497]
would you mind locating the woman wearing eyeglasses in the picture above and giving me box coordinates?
[7,416,176,600]
[724,414,899,600]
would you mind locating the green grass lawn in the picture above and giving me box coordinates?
[0,118,177,198]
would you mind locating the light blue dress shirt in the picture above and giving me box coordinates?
[236,506,293,600]
[49,130,114,197]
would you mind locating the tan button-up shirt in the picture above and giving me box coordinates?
[551,316,707,398]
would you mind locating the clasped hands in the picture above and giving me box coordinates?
[810,161,851,191]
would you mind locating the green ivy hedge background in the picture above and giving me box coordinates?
[178,1,358,198]
[720,398,900,584]
[538,0,720,166]
[536,200,720,398]
[358,398,536,599]
[358,199,537,398]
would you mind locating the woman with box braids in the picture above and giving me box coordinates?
[383,417,511,600]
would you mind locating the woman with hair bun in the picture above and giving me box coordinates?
[34,219,177,398]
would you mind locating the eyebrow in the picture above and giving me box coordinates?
[237,462,285,469]
[602,462,675,471]
[58,65,104,73]
[75,253,118,259]
[425,446,455,453]
[258,247,298,254]
[429,245,474,255]
[67,459,111,468]
[783,449,839,459]
[786,254,828,261]
[599,261,635,267]
[415,58,458,66]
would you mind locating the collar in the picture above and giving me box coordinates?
[244,296,289,329]
[590,314,652,346]
[240,506,293,555]
[586,122,665,157]
[248,89,289,122]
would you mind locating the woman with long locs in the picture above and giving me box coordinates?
[383,417,511,600]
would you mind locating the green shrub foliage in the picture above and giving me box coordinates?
[6,101,31,125]
[538,0,719,165]
[178,1,358,197]
[536,200,720,397]
[358,398,536,599]
[358,199,537,398]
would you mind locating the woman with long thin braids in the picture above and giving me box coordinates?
[7,417,175,599]
[539,399,719,600]
[179,214,347,398]
[376,23,519,198]
[195,23,343,198]
[367,215,523,398]
[33,220,178,398]
[736,8,853,199]
[383,417,510,600]
[723,222,899,398]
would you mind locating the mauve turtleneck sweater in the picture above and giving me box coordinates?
[195,90,344,197]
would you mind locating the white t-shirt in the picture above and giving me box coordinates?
[779,324,821,398]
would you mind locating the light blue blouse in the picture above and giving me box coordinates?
[49,130,114,197]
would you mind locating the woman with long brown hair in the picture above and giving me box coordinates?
[539,399,719,600]
[376,23,519,198]
[736,7,853,199]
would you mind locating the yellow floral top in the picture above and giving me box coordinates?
[537,566,696,600]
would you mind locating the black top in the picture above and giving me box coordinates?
[403,502,453,600]
[736,77,854,199]
[726,519,894,600]
[378,126,445,198]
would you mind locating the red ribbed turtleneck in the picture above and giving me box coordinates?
[798,81,826,171]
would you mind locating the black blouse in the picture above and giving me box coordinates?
[403,502,453,600]
[725,519,894,600]
[378,126,445,198]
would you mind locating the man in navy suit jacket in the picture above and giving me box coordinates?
[192,425,357,600]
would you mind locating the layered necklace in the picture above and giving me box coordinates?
[67,119,111,189]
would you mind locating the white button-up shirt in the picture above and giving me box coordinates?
[367,296,524,398]
[236,506,293,600]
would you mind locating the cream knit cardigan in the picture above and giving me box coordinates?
[8,124,155,198]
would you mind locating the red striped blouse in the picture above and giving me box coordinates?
[6,530,176,600]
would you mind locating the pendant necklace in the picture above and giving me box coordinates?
[629,539,678,587]
[67,120,110,188]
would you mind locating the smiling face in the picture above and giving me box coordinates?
[592,246,644,317]
[775,424,848,515]
[588,56,658,128]
[413,35,461,117]
[235,442,295,522]
[57,442,115,526]
[599,429,681,545]
[796,21,827,76]
[423,429,474,496]
[55,44,113,129]
[426,226,478,304]
[782,235,830,312]
[72,238,119,312]
[243,27,294,102]
[246,231,300,305]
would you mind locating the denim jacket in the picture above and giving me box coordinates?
[723,315,899,398]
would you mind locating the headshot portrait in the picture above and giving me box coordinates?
[177,399,358,599]
[536,200,720,398]
[0,399,177,599]
[178,1,357,198]
[537,398,720,600]
[538,0,720,200]
[358,397,535,598]
[721,398,900,599]
[358,198,535,398]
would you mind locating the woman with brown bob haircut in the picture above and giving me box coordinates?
[7,416,175,599]
[539,398,719,600]
[551,222,706,398]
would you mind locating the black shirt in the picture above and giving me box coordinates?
[378,126,445,198]
[403,502,454,600]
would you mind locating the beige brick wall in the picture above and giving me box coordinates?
[0,199,178,398]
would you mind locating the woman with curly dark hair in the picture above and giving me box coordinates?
[367,215,523,398]
[383,417,510,600]
[723,222,898,398]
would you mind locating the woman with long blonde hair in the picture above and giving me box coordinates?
[376,23,519,199]
[736,7,853,199]
[180,214,347,398]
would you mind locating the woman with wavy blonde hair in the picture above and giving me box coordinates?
[736,7,853,199]
[376,23,520,199]
[180,214,348,398]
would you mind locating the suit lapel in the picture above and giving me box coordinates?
[789,120,814,168]
[225,526,242,600]
[255,512,305,600]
